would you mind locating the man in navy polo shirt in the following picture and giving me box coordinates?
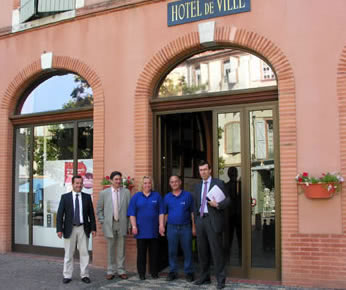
[164,175,195,282]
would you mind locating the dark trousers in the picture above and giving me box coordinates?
[196,215,225,284]
[136,238,159,276]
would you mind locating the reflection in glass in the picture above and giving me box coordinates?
[32,123,74,247]
[218,112,242,266]
[160,112,208,194]
[14,120,94,249]
[78,121,94,195]
[20,73,93,114]
[158,49,277,98]
[14,128,31,245]
[249,110,275,268]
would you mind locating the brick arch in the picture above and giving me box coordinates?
[134,25,297,279]
[0,56,105,252]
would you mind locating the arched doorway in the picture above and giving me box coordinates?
[153,48,280,280]
[12,71,94,256]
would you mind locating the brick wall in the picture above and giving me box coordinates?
[132,25,345,288]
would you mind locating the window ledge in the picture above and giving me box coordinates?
[12,10,76,33]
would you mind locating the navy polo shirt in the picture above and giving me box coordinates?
[164,190,194,225]
[127,191,164,239]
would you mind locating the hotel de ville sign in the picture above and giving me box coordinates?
[168,0,250,26]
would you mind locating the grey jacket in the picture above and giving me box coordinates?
[97,187,131,237]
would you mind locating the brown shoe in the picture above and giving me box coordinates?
[118,274,128,279]
[106,274,115,280]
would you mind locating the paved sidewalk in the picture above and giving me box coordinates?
[0,253,330,290]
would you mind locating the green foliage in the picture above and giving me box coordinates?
[159,76,207,97]
[218,156,226,176]
[62,75,93,109]
[320,172,341,183]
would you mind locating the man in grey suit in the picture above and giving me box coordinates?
[193,160,230,289]
[97,171,131,280]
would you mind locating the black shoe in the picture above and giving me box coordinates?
[194,277,211,285]
[81,277,91,284]
[166,272,177,281]
[186,273,194,282]
[63,278,71,284]
[151,273,159,279]
[217,282,225,289]
[139,274,146,280]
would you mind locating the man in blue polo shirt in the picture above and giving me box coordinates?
[164,175,195,282]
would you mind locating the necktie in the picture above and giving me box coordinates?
[74,194,81,226]
[113,190,119,221]
[200,181,208,217]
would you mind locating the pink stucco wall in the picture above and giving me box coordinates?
[1,0,345,177]
[0,0,13,28]
[1,0,346,286]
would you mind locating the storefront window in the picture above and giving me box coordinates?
[158,49,277,98]
[32,123,74,247]
[14,121,93,250]
[13,71,94,252]
[19,73,93,114]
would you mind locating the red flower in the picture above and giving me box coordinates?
[106,176,110,180]
[302,172,308,177]
[298,177,303,182]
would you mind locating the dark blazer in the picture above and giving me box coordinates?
[193,178,230,233]
[56,192,96,239]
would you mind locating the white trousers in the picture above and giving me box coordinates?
[63,225,90,279]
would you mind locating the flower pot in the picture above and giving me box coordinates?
[298,183,337,199]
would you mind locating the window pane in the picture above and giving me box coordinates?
[20,73,93,114]
[158,49,277,98]
[32,123,74,247]
[78,121,93,195]
[14,127,31,245]
[218,112,242,266]
[249,110,276,268]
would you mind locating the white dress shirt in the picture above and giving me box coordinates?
[200,176,212,214]
[72,191,84,224]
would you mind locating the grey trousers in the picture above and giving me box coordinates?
[106,220,126,275]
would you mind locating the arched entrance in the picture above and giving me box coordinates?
[153,47,280,280]
[133,26,297,282]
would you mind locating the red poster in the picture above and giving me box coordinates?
[64,162,87,184]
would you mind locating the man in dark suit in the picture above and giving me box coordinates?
[193,160,230,289]
[57,175,97,284]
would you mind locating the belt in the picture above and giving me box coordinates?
[73,224,83,226]
[198,213,209,218]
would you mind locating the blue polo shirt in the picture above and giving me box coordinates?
[164,190,194,225]
[127,191,164,239]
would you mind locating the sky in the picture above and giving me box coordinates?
[21,74,92,114]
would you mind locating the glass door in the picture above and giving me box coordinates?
[13,120,94,254]
[215,103,280,280]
